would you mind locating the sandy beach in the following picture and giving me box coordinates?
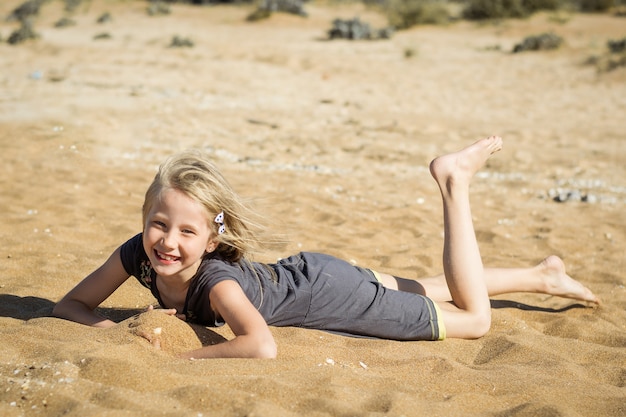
[1,1,625,415]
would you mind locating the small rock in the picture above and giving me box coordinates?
[550,188,599,203]
[54,17,76,28]
[513,33,563,53]
[247,0,308,21]
[583,193,598,204]
[147,1,171,16]
[608,37,626,54]
[169,36,194,48]
[328,17,393,41]
[97,12,112,24]
[6,0,43,23]
[93,32,111,40]
[7,20,39,45]
[29,70,43,80]
[64,0,82,13]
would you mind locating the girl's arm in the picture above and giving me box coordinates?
[178,280,277,359]
[52,247,131,328]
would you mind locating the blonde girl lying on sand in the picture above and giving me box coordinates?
[53,137,598,359]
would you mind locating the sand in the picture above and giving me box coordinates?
[1,1,625,416]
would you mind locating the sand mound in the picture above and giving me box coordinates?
[114,310,203,356]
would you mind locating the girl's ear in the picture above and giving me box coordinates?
[206,237,219,254]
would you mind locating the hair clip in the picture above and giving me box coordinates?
[214,211,226,235]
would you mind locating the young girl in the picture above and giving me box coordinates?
[53,136,599,359]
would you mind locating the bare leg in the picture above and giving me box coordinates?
[379,255,599,304]
[426,136,502,338]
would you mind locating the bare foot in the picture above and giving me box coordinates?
[539,255,600,304]
[430,136,503,194]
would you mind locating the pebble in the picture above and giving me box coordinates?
[29,70,43,80]
[548,188,599,203]
[328,17,393,41]
[54,17,76,28]
[97,12,112,24]
[147,1,171,16]
[247,0,308,21]
[169,36,194,48]
[93,32,111,41]
[513,33,563,53]
[6,0,43,22]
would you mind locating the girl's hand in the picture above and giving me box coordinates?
[144,305,186,321]
[137,327,162,350]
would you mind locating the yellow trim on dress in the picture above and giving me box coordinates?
[370,269,383,283]
[431,301,446,340]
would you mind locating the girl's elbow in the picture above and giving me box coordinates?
[52,298,83,320]
[51,301,68,319]
[255,339,277,359]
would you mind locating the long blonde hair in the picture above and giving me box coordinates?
[142,150,265,263]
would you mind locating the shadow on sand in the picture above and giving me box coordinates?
[0,293,227,346]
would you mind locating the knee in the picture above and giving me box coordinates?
[467,310,491,339]
[441,309,492,339]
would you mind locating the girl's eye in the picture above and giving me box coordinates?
[153,221,166,228]
[182,229,195,235]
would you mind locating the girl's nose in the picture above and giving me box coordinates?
[161,232,176,249]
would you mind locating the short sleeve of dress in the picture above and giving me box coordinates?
[184,257,254,326]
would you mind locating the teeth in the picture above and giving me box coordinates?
[158,252,178,261]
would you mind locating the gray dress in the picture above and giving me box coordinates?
[120,233,444,341]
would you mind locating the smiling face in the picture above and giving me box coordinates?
[142,188,217,282]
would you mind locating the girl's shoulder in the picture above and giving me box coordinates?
[196,255,246,285]
[201,253,265,273]
[195,256,275,293]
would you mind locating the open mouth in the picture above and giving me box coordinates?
[155,250,180,263]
